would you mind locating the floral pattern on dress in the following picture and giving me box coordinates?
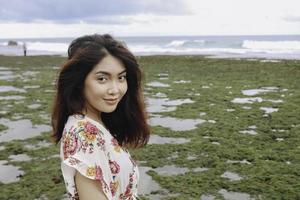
[109,160,121,174]
[119,171,136,200]
[62,127,78,160]
[63,120,106,158]
[60,115,139,200]
[86,165,103,178]
[110,180,120,197]
[111,138,122,153]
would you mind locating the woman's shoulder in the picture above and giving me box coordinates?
[62,114,108,151]
[64,114,86,129]
[67,114,85,123]
[63,114,101,136]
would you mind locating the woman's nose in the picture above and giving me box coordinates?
[107,81,119,95]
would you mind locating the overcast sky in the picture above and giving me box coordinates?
[0,0,299,38]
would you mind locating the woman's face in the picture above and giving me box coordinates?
[83,54,128,119]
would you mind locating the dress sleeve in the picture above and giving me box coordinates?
[61,119,113,199]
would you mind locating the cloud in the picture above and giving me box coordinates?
[0,0,192,24]
[283,15,300,22]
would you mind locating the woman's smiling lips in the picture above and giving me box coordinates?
[104,98,119,104]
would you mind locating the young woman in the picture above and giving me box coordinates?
[51,34,150,200]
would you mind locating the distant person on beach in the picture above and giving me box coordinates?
[23,42,27,56]
[51,34,150,200]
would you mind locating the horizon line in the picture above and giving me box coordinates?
[0,33,300,40]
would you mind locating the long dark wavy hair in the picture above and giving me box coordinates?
[51,34,150,148]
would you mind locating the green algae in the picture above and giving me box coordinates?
[0,55,299,199]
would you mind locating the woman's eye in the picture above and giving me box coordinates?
[119,75,127,81]
[98,77,107,82]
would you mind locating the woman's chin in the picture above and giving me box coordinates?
[102,106,118,113]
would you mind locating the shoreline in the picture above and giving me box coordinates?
[1,52,300,61]
[1,34,300,61]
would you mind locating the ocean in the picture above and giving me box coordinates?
[0,35,300,59]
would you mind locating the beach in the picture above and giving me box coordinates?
[0,54,299,199]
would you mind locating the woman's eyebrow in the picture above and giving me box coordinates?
[95,69,126,75]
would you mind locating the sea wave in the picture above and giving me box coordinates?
[1,37,300,59]
[0,41,68,53]
[26,42,68,52]
[0,42,9,46]
[129,45,249,54]
[128,44,300,59]
[242,40,300,52]
[166,39,205,48]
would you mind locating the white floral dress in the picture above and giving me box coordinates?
[60,114,139,200]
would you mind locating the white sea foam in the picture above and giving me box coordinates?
[0,42,9,46]
[243,40,300,52]
[128,45,250,55]
[166,39,205,48]
[166,40,187,47]
[27,42,68,52]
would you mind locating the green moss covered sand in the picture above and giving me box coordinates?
[0,55,299,200]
